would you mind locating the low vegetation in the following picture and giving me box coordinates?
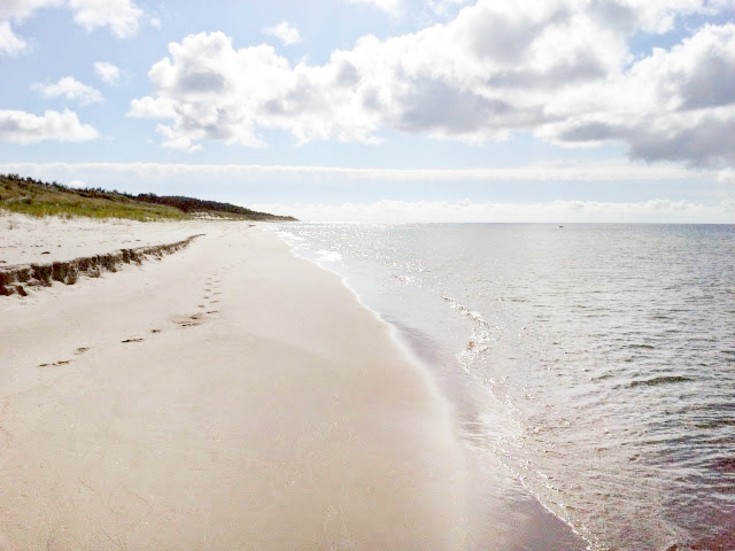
[0,174,296,221]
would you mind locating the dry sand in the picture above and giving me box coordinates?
[0,215,471,549]
[0,212,208,266]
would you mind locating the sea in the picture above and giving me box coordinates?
[275,223,735,551]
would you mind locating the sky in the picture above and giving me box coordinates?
[1,0,734,222]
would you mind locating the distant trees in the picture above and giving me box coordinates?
[138,193,296,220]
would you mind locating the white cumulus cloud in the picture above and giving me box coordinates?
[129,0,735,171]
[128,31,376,151]
[33,76,103,105]
[0,0,57,55]
[94,61,121,85]
[264,21,302,46]
[67,0,143,38]
[0,109,99,144]
[540,23,735,168]
[0,20,27,55]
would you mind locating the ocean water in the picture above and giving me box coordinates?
[276,223,735,551]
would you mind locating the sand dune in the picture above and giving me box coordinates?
[0,217,471,549]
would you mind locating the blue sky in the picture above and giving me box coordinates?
[1,0,734,222]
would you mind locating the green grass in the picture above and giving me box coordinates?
[1,174,296,222]
[1,176,189,221]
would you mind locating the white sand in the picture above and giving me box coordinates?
[0,212,211,267]
[0,217,471,549]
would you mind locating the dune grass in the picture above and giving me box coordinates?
[1,176,188,221]
[1,174,296,222]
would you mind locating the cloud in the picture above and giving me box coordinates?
[541,23,735,168]
[0,0,145,39]
[264,21,302,46]
[0,109,99,143]
[0,20,27,55]
[717,168,735,184]
[342,0,401,14]
[94,61,121,85]
[128,1,735,170]
[425,0,473,17]
[609,0,735,34]
[0,0,61,21]
[252,198,735,223]
[33,76,103,105]
[127,32,339,150]
[0,159,701,184]
[67,0,143,38]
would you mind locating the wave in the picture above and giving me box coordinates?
[440,295,498,370]
[628,375,694,388]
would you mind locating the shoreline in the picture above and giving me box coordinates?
[0,216,471,548]
[282,231,591,551]
[0,214,588,549]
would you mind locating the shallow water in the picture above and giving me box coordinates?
[277,223,735,551]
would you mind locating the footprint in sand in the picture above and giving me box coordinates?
[38,360,71,367]
[121,338,144,344]
[174,313,204,328]
[75,347,89,355]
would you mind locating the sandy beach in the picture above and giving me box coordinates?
[0,215,471,549]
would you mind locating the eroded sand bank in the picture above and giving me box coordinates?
[0,217,470,549]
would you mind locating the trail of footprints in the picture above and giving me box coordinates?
[37,267,232,369]
[185,268,226,324]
